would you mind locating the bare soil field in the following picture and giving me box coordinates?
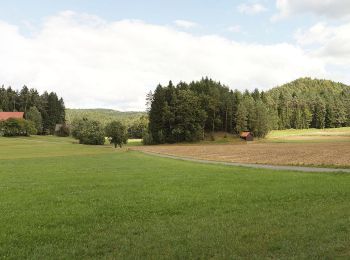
[132,142,350,168]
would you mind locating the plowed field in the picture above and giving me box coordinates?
[133,142,350,168]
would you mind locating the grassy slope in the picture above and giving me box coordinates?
[0,136,349,259]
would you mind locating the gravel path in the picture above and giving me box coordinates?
[136,150,350,173]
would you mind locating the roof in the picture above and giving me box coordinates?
[240,131,252,138]
[0,112,24,121]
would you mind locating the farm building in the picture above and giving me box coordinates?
[0,112,24,121]
[240,131,254,141]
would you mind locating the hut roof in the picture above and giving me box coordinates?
[240,131,252,138]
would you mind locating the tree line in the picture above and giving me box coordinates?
[0,85,65,134]
[145,77,350,144]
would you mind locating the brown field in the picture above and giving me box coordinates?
[132,142,350,168]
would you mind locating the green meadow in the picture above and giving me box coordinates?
[0,136,349,259]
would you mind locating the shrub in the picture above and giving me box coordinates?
[127,116,148,139]
[1,118,37,137]
[71,119,105,145]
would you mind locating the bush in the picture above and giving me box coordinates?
[127,116,148,139]
[105,121,128,148]
[71,119,105,145]
[1,118,37,137]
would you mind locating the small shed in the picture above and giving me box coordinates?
[0,112,24,121]
[55,124,63,132]
[240,131,254,141]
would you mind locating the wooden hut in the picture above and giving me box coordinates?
[240,131,254,141]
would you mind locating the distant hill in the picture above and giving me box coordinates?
[264,77,350,129]
[66,109,146,126]
[267,77,350,98]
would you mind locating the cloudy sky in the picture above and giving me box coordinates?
[0,0,349,110]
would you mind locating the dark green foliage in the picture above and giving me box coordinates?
[142,131,153,145]
[269,78,350,129]
[250,100,270,138]
[105,121,128,148]
[1,118,36,136]
[147,82,207,144]
[127,116,148,138]
[71,118,105,145]
[235,102,248,133]
[0,85,65,134]
[26,106,43,134]
[147,77,350,143]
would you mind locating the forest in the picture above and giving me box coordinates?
[146,77,350,144]
[0,85,65,134]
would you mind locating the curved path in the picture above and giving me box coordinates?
[135,150,350,173]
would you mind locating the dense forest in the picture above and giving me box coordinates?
[0,85,65,134]
[146,77,350,144]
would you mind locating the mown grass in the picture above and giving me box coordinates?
[265,127,350,143]
[267,127,350,138]
[0,136,349,259]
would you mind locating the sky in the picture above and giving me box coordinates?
[0,0,350,110]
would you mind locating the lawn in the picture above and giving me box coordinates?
[0,136,349,259]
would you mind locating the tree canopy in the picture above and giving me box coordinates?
[105,121,128,148]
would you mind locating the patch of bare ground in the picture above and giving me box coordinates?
[132,142,350,168]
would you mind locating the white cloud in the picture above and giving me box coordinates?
[227,25,241,33]
[174,20,197,29]
[238,3,267,15]
[0,11,343,111]
[295,22,350,65]
[272,0,350,21]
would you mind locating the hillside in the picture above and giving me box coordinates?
[267,77,350,99]
[66,108,146,126]
[264,77,350,129]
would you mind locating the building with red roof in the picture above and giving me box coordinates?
[0,112,24,121]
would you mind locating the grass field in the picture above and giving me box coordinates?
[265,127,350,143]
[0,136,349,258]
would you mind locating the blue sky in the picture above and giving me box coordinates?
[0,0,312,43]
[0,1,349,110]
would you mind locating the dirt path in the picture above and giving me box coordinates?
[134,150,350,173]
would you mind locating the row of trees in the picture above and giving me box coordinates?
[0,85,66,134]
[146,77,350,144]
[71,118,128,147]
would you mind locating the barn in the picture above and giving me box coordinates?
[0,112,24,121]
[240,131,254,141]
